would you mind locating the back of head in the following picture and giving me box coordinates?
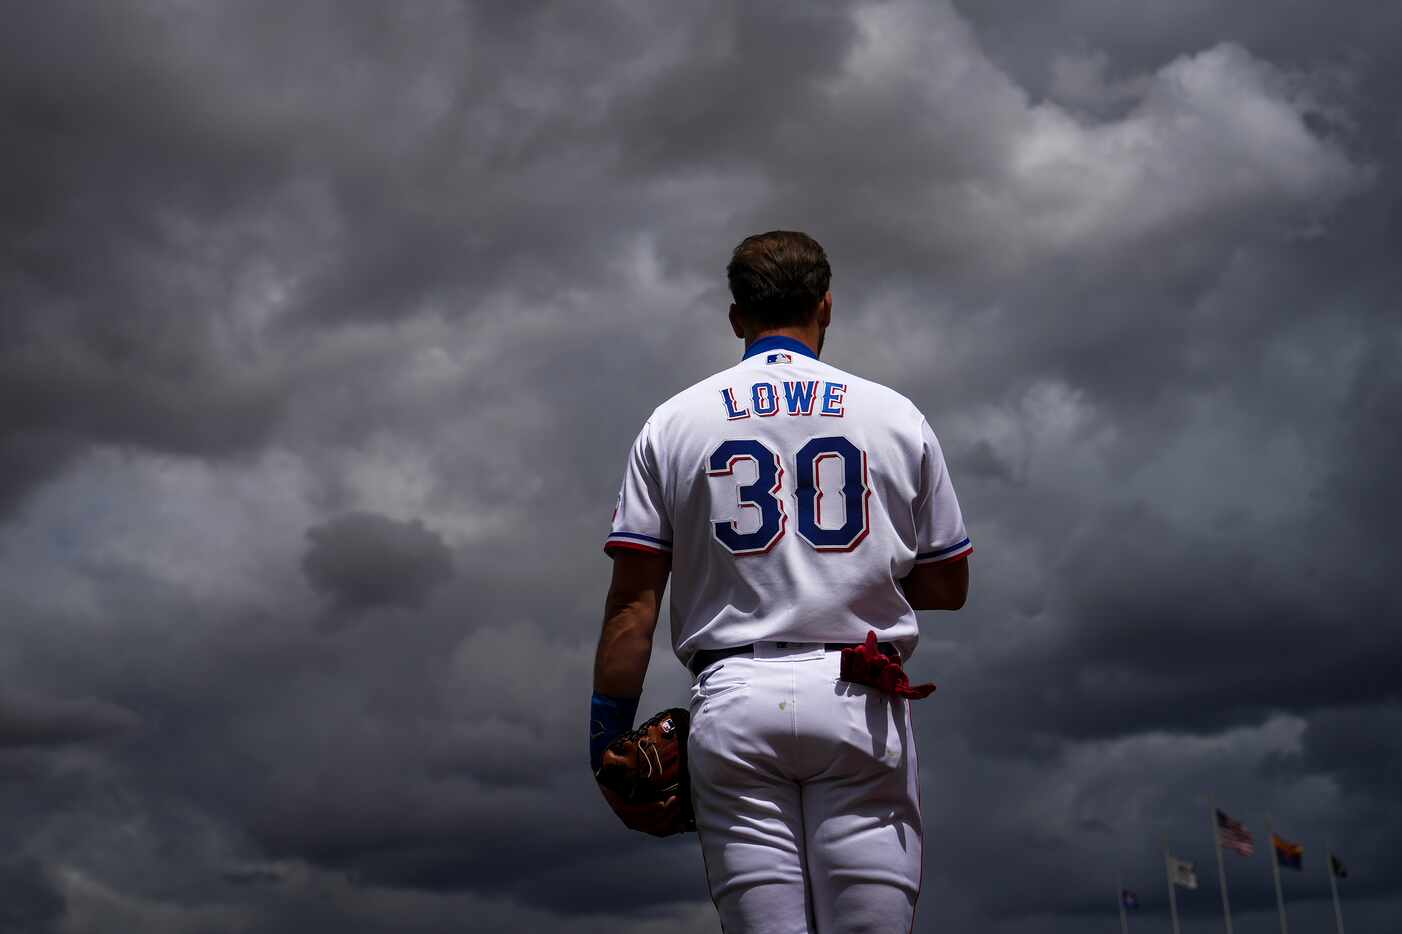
[726,231,831,329]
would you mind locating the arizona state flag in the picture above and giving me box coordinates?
[1272,833,1304,871]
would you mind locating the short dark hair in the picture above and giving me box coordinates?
[726,230,831,329]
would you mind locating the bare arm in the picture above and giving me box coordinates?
[593,550,671,697]
[900,555,969,611]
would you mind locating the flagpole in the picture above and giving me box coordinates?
[1165,850,1182,934]
[1327,844,1345,934]
[1117,871,1129,934]
[1212,804,1234,934]
[1268,816,1289,934]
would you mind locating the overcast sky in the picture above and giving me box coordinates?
[2,2,1399,932]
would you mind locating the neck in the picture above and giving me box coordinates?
[743,325,822,358]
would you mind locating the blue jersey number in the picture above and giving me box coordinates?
[707,436,871,555]
[794,436,871,551]
[707,439,787,555]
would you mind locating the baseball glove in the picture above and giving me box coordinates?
[593,707,696,837]
[840,630,936,699]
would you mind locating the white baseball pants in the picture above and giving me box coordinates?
[686,641,924,934]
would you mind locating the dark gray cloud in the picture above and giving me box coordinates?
[2,1,1399,931]
[301,511,455,618]
[0,690,139,749]
[221,865,287,887]
[0,860,65,934]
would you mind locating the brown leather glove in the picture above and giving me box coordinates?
[593,707,696,837]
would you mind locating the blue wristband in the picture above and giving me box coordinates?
[590,691,640,773]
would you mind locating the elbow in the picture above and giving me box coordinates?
[906,591,965,612]
[929,591,967,612]
[903,580,969,612]
[948,576,969,610]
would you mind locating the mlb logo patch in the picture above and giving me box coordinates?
[766,352,793,365]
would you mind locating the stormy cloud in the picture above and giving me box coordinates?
[301,511,455,619]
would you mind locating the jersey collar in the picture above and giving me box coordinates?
[741,334,819,361]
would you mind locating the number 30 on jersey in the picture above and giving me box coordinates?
[706,436,871,555]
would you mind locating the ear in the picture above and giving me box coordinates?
[817,292,832,328]
[729,304,746,339]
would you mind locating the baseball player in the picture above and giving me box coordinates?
[591,230,972,933]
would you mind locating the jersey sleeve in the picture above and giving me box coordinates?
[604,418,673,557]
[912,417,973,565]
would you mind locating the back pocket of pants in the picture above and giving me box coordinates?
[694,662,749,700]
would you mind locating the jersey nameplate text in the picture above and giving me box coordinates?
[720,381,846,420]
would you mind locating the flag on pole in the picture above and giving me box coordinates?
[1329,852,1348,878]
[1166,853,1199,889]
[1121,889,1139,910]
[1215,809,1255,856]
[1272,833,1304,871]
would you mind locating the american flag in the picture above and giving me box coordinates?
[1216,809,1255,857]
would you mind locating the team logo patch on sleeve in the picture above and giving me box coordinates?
[765,352,793,365]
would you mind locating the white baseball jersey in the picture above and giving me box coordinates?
[605,335,971,665]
